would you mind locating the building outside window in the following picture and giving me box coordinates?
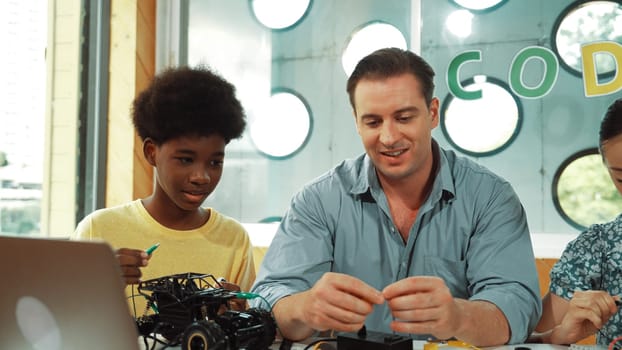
[0,0,47,235]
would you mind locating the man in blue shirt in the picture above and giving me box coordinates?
[250,48,541,346]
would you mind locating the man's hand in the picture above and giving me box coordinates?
[299,272,384,332]
[274,272,384,340]
[383,276,461,340]
[115,248,150,285]
[551,290,618,344]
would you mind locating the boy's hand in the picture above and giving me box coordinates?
[115,248,150,285]
[219,279,246,311]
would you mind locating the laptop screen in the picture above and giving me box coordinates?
[0,236,140,350]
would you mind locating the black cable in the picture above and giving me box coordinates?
[302,337,338,350]
[279,338,294,350]
[141,335,149,350]
[131,284,137,317]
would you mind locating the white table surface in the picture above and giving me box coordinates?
[138,336,598,350]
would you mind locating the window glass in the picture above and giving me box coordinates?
[185,1,413,223]
[553,149,622,230]
[250,90,312,159]
[342,21,407,77]
[553,0,622,77]
[441,76,521,156]
[0,1,46,235]
[250,0,311,30]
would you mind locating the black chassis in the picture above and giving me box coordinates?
[134,272,275,350]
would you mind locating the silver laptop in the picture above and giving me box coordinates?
[0,235,140,350]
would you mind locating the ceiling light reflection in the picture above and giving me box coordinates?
[453,0,505,11]
[342,22,407,77]
[446,9,473,38]
[251,0,310,30]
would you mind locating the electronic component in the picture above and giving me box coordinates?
[336,327,412,350]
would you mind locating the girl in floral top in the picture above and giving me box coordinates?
[533,98,622,346]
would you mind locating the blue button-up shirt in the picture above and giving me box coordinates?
[251,142,542,344]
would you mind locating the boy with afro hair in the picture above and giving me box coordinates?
[73,65,254,311]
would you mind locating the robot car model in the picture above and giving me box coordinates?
[134,272,276,350]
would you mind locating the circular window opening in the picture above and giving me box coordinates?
[450,0,507,11]
[342,21,407,77]
[250,0,311,30]
[553,148,622,231]
[441,76,522,157]
[552,0,622,78]
[249,89,312,159]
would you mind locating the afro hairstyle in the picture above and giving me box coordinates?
[131,65,246,145]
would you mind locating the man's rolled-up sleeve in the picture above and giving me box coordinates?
[467,182,542,344]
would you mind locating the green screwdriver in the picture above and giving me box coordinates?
[145,242,160,255]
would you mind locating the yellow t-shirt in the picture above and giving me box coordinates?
[72,199,255,316]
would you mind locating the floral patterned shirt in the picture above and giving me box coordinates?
[550,214,622,345]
